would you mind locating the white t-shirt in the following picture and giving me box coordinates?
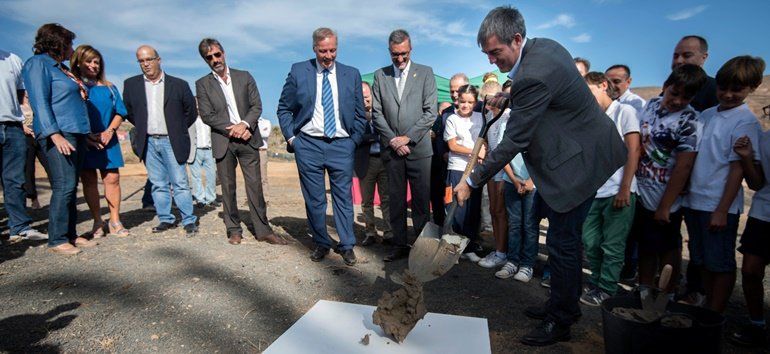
[596,101,640,198]
[636,97,702,212]
[618,89,646,113]
[258,117,271,149]
[687,104,761,214]
[0,50,24,123]
[444,111,483,172]
[749,130,770,222]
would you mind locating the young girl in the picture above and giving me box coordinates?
[444,84,484,261]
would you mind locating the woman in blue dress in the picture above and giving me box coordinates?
[71,45,129,238]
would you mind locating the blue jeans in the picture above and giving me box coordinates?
[40,132,86,247]
[0,123,32,235]
[189,148,216,204]
[144,136,196,226]
[447,169,482,244]
[504,182,539,267]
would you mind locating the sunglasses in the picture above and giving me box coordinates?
[205,52,223,61]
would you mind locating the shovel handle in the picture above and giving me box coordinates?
[658,264,673,290]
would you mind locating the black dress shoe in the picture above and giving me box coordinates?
[152,222,177,233]
[520,320,571,346]
[361,235,378,246]
[384,247,410,262]
[524,305,548,320]
[310,246,330,262]
[335,248,357,266]
[184,223,198,237]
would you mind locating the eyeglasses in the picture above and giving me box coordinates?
[137,57,158,64]
[390,51,410,58]
[205,52,223,61]
[763,104,770,117]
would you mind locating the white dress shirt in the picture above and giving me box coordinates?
[300,62,348,138]
[0,50,24,123]
[144,72,168,135]
[258,117,271,149]
[213,66,249,128]
[394,60,411,95]
[194,116,211,148]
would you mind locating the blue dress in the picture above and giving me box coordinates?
[83,85,127,169]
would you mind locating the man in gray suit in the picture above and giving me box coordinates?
[195,38,284,246]
[372,29,437,262]
[455,6,626,346]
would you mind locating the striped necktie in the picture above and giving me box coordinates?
[322,69,336,138]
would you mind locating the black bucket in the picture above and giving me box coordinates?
[601,296,725,354]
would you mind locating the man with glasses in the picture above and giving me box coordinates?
[371,29,438,261]
[123,45,199,236]
[605,64,646,112]
[195,38,283,246]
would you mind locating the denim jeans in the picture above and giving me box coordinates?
[0,123,32,235]
[504,182,539,267]
[189,148,216,204]
[40,132,86,247]
[144,136,196,226]
[447,169,482,243]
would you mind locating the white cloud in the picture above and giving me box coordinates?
[536,14,576,30]
[666,5,708,21]
[571,33,591,43]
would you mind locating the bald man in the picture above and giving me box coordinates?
[123,45,199,236]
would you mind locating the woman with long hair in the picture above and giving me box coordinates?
[71,45,129,238]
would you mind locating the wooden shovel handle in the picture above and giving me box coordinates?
[658,264,673,290]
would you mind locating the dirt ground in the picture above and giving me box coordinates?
[0,159,765,353]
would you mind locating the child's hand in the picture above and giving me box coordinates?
[613,190,632,208]
[709,211,727,232]
[733,136,754,159]
[654,207,670,224]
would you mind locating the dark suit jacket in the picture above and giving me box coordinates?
[195,68,263,159]
[276,59,366,153]
[371,62,437,160]
[123,73,197,163]
[470,38,627,213]
[354,117,379,178]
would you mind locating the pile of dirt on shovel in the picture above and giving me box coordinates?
[372,270,427,343]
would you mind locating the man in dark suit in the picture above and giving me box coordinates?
[195,38,284,246]
[455,6,627,346]
[372,29,437,262]
[354,81,391,246]
[277,28,366,265]
[123,45,199,236]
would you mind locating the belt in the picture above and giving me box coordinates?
[148,134,168,138]
[197,147,211,150]
[369,152,381,157]
[301,133,344,143]
[0,121,23,127]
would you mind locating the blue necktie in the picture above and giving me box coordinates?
[322,69,336,138]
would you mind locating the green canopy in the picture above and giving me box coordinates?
[362,69,508,105]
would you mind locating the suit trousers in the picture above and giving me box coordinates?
[216,140,272,238]
[294,134,356,250]
[429,154,447,225]
[538,192,594,326]
[360,154,390,235]
[385,154,431,248]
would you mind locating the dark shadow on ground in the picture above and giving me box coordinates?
[0,302,80,353]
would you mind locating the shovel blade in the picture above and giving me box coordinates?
[407,221,469,283]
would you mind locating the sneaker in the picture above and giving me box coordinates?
[540,273,551,288]
[514,266,534,282]
[729,324,768,348]
[17,229,48,241]
[460,252,482,263]
[677,292,706,307]
[6,235,23,244]
[495,262,519,279]
[580,289,610,307]
[478,252,507,268]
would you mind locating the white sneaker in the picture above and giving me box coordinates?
[18,229,48,240]
[6,235,23,244]
[495,262,519,279]
[460,252,482,263]
[478,252,507,268]
[514,266,534,282]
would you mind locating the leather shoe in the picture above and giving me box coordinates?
[384,247,410,262]
[228,233,242,245]
[361,235,379,246]
[520,320,571,346]
[310,246,330,262]
[335,248,357,266]
[184,223,198,237]
[524,305,548,320]
[258,233,288,245]
[152,222,177,233]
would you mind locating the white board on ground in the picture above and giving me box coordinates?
[264,300,491,354]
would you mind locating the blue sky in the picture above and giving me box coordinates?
[2,0,769,123]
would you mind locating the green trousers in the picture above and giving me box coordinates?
[582,194,636,294]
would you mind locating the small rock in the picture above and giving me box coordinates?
[359,333,370,345]
[150,334,159,340]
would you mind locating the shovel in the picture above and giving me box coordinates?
[404,99,509,283]
[639,264,673,321]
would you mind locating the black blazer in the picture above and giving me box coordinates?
[195,68,263,160]
[123,73,197,163]
[353,118,379,178]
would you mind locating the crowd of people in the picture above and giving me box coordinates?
[1,5,770,349]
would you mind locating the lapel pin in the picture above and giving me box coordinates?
[413,73,417,77]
